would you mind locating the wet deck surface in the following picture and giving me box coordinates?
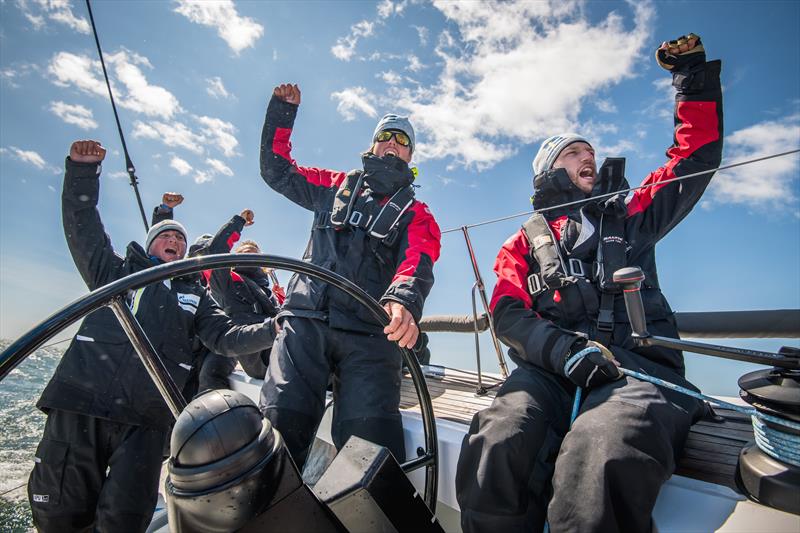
[399,367,751,491]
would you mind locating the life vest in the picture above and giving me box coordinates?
[523,157,644,344]
[329,169,415,246]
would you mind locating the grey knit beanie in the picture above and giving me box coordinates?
[145,219,188,254]
[373,114,415,152]
[532,133,591,176]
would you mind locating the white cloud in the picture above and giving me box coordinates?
[595,98,617,113]
[48,50,181,119]
[130,115,239,159]
[710,116,800,207]
[206,76,230,99]
[406,55,424,72]
[17,0,90,34]
[331,87,378,121]
[370,0,654,169]
[48,101,97,130]
[174,0,264,54]
[379,70,403,85]
[106,50,181,118]
[206,158,234,177]
[413,25,429,46]
[170,156,193,176]
[193,170,213,184]
[1,63,38,88]
[332,20,374,61]
[132,120,205,154]
[377,0,407,18]
[195,116,239,157]
[1,146,47,169]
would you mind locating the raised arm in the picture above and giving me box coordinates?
[151,192,183,225]
[207,210,252,310]
[259,83,347,210]
[626,35,723,241]
[62,140,144,290]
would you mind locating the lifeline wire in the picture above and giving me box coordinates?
[442,148,800,234]
[85,0,149,232]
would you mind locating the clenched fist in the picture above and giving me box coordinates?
[162,192,184,208]
[70,140,106,164]
[273,83,301,105]
[240,209,255,226]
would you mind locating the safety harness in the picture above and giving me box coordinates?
[328,169,415,246]
[524,158,631,345]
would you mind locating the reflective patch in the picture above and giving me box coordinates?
[33,494,49,503]
[76,335,94,342]
[177,293,199,315]
[34,456,41,463]
[178,363,192,371]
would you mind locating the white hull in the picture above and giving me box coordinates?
[213,371,799,533]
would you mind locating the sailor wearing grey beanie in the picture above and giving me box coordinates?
[531,133,596,194]
[372,114,415,157]
[145,219,188,262]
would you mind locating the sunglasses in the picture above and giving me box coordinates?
[374,130,411,147]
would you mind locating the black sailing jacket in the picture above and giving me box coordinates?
[490,60,724,377]
[259,97,441,334]
[37,159,276,429]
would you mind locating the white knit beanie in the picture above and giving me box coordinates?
[532,133,591,176]
[145,220,188,254]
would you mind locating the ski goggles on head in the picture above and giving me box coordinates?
[374,129,411,147]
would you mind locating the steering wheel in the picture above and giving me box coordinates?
[0,253,439,512]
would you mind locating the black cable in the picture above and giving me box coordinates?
[441,148,800,234]
[85,0,149,232]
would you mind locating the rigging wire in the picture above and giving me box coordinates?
[85,0,149,232]
[441,148,800,234]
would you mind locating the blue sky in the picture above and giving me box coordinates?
[1,0,798,395]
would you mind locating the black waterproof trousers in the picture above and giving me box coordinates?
[28,409,165,533]
[197,352,237,393]
[259,316,405,470]
[456,354,704,533]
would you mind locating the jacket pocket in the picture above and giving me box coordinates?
[28,439,69,506]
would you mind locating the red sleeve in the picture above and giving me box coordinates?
[489,229,533,311]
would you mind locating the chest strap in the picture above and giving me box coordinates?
[329,170,414,245]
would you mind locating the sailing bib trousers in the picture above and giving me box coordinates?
[259,316,406,470]
[28,409,165,533]
[455,352,704,533]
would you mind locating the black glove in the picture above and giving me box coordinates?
[563,340,622,388]
[655,33,705,72]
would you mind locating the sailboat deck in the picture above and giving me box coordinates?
[399,367,753,491]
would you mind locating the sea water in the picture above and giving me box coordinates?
[0,339,62,532]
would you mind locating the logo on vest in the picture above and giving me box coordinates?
[603,235,624,245]
[33,494,50,503]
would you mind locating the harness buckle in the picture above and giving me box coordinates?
[527,273,545,297]
[596,308,614,331]
[315,211,332,229]
[568,258,585,277]
[382,228,399,246]
[349,211,364,227]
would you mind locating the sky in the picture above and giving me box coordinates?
[1,0,798,395]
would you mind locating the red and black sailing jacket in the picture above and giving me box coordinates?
[490,60,723,378]
[259,97,441,334]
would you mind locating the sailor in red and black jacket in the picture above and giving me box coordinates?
[258,83,441,469]
[204,209,281,382]
[456,36,722,533]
